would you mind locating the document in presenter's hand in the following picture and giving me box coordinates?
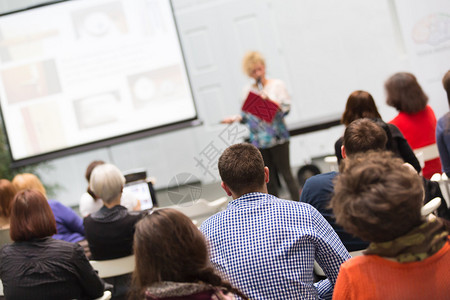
[242,91,279,123]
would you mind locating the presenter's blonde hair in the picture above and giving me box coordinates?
[242,51,265,77]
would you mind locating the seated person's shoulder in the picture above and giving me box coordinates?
[301,171,337,198]
[128,209,146,219]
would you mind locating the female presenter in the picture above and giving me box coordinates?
[222,51,299,201]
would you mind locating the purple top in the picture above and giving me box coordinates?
[48,200,85,243]
[437,112,450,177]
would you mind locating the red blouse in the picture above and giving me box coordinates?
[389,105,441,178]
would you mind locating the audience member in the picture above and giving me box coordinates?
[0,179,16,247]
[331,151,450,299]
[0,189,105,299]
[437,70,450,177]
[222,51,299,201]
[385,72,440,178]
[297,164,321,194]
[130,208,247,300]
[12,173,86,244]
[335,90,420,172]
[302,118,387,251]
[79,160,141,217]
[0,179,15,229]
[200,143,349,299]
[84,163,144,299]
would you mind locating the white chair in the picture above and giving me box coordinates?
[323,155,339,172]
[166,197,229,221]
[314,249,364,277]
[421,197,441,217]
[89,255,135,278]
[431,173,450,208]
[414,143,440,170]
[0,279,111,299]
[95,291,112,300]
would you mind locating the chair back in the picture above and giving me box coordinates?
[95,291,112,300]
[414,144,439,169]
[89,255,135,278]
[421,197,441,217]
[431,173,450,208]
[166,197,229,222]
[314,249,364,277]
[0,279,111,299]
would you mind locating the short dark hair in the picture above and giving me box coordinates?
[131,208,247,299]
[85,160,105,182]
[85,160,105,199]
[218,143,265,196]
[385,72,428,113]
[0,179,16,218]
[10,189,57,242]
[341,90,381,126]
[442,70,450,104]
[331,151,423,242]
[343,118,388,156]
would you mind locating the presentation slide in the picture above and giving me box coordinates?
[0,0,196,162]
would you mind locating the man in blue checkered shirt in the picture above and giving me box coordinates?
[200,143,350,299]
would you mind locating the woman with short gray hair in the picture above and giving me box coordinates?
[84,163,144,299]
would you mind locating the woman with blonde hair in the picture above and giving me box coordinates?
[0,179,16,247]
[0,179,16,229]
[130,208,247,300]
[222,51,299,201]
[12,173,86,243]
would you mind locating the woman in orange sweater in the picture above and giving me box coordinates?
[331,151,450,300]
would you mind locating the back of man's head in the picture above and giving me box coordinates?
[343,118,387,156]
[218,143,265,196]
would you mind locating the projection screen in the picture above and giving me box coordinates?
[0,0,197,166]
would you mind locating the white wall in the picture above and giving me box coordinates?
[1,0,448,206]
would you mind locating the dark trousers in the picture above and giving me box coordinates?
[260,141,299,201]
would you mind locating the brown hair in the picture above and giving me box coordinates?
[130,208,247,299]
[242,51,265,77]
[443,70,450,105]
[331,151,423,243]
[85,160,105,200]
[218,143,265,196]
[12,173,46,197]
[385,72,428,113]
[0,179,16,218]
[343,118,388,157]
[341,90,381,126]
[10,189,57,241]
